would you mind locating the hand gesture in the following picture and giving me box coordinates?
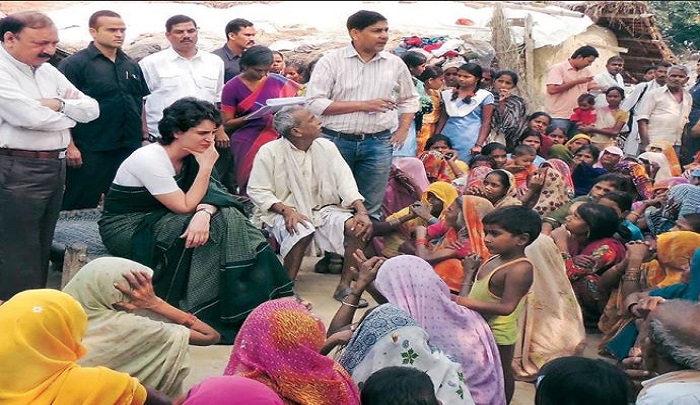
[663,198,681,219]
[214,131,230,149]
[528,169,546,190]
[572,254,597,272]
[445,239,465,252]
[352,249,384,286]
[444,149,459,161]
[351,213,373,241]
[621,347,653,381]
[187,141,219,170]
[365,98,397,113]
[469,144,482,155]
[462,253,482,274]
[326,329,354,346]
[113,270,161,312]
[550,225,570,246]
[180,210,211,248]
[409,201,431,219]
[632,296,665,318]
[465,185,486,198]
[283,208,312,235]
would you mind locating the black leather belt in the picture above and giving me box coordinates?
[0,148,66,159]
[321,127,390,141]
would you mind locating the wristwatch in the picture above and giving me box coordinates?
[145,134,159,143]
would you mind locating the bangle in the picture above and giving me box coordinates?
[340,299,359,309]
[196,207,215,216]
[180,313,198,328]
[57,98,66,113]
[622,270,641,282]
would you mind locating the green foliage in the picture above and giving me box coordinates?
[649,1,700,52]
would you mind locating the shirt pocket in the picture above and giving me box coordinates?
[195,72,219,92]
[159,71,180,89]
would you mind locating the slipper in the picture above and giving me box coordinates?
[333,288,369,308]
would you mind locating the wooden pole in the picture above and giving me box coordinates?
[524,13,536,106]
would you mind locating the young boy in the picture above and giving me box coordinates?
[599,190,644,241]
[456,205,542,404]
[507,144,537,190]
[570,93,597,130]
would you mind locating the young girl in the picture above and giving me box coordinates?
[587,86,628,150]
[490,70,528,151]
[457,206,541,404]
[467,169,522,208]
[436,63,495,159]
[417,65,445,154]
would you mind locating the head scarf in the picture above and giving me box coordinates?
[62,257,191,397]
[462,195,494,259]
[666,184,700,218]
[422,181,459,219]
[0,289,146,405]
[531,166,571,217]
[542,159,574,196]
[564,134,591,151]
[514,234,586,380]
[338,304,475,405]
[182,376,284,405]
[651,177,689,195]
[224,298,360,405]
[373,256,505,405]
[467,165,493,189]
[638,151,672,182]
[547,144,574,165]
[490,169,522,208]
[419,150,452,183]
[643,231,700,287]
[614,159,654,200]
[647,141,681,176]
[393,156,430,193]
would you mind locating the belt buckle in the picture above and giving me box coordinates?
[357,133,367,141]
[58,150,67,159]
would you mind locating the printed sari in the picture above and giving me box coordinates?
[564,236,626,327]
[224,298,360,405]
[491,93,528,151]
[374,256,506,405]
[514,234,586,381]
[338,303,475,405]
[221,73,301,195]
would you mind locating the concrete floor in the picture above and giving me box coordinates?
[50,255,605,404]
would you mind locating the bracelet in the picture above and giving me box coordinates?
[622,270,641,282]
[340,299,360,309]
[196,207,215,216]
[180,313,198,328]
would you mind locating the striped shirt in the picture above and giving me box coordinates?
[305,44,419,134]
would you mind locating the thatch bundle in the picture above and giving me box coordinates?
[488,3,519,72]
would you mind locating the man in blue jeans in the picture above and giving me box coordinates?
[305,10,419,221]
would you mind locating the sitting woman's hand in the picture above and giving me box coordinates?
[409,201,432,220]
[186,140,219,170]
[625,240,653,262]
[572,254,597,272]
[464,185,486,198]
[528,169,546,190]
[352,249,385,286]
[180,210,211,248]
[113,270,162,312]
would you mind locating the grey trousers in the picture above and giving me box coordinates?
[0,155,65,300]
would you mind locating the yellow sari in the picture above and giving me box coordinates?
[0,289,147,405]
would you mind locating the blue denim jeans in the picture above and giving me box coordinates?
[324,133,393,220]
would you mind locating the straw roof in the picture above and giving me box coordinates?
[566,1,678,83]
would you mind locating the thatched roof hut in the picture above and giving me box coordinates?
[567,1,678,83]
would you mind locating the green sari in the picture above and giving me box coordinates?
[98,155,293,343]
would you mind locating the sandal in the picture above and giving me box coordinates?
[333,287,369,308]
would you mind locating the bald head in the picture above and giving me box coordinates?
[648,300,700,370]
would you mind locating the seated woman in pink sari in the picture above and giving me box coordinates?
[221,45,302,195]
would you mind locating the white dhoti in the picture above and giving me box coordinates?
[267,206,353,258]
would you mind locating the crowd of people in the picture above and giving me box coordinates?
[1,5,700,405]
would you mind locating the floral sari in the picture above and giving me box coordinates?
[221,73,301,195]
[565,237,626,327]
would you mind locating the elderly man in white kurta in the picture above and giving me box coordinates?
[247,105,373,307]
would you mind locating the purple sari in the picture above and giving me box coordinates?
[221,73,301,195]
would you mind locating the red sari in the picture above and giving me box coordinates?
[221,73,301,195]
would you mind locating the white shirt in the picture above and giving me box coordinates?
[305,44,419,134]
[636,85,692,145]
[593,71,625,107]
[0,44,99,150]
[139,47,224,136]
[113,143,179,195]
[247,137,364,227]
[637,372,700,405]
